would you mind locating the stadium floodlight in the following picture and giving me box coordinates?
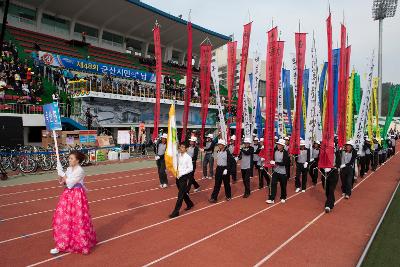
[372,0,398,117]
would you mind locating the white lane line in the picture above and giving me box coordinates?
[253,151,399,267]
[0,172,158,197]
[25,178,263,267]
[141,183,320,267]
[0,165,155,188]
[0,174,219,244]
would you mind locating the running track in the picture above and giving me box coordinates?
[0,148,399,267]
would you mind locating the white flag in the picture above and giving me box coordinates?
[211,60,227,142]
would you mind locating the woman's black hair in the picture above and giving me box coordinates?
[69,151,86,164]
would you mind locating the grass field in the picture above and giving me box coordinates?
[362,182,400,267]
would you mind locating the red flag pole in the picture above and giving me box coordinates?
[152,22,162,141]
[181,22,193,142]
[199,43,212,148]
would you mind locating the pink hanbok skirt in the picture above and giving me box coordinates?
[52,185,97,254]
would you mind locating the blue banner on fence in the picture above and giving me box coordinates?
[39,51,156,82]
[43,102,62,131]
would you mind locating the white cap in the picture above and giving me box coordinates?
[345,140,354,146]
[314,140,321,145]
[260,138,264,142]
[161,133,168,139]
[274,136,278,140]
[244,138,252,144]
[300,140,306,146]
[252,133,257,136]
[189,136,197,142]
[254,137,259,141]
[207,134,213,139]
[231,135,236,141]
[284,137,289,140]
[217,139,226,146]
[276,139,286,146]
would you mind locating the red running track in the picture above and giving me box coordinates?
[0,150,399,267]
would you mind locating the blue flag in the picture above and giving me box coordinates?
[282,69,292,133]
[319,62,328,111]
[43,102,62,131]
[303,69,310,107]
[333,49,340,132]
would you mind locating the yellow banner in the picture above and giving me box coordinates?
[346,70,355,140]
[302,87,307,130]
[372,77,381,144]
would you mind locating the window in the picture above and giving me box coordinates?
[7,3,36,21]
[74,23,98,37]
[42,13,69,31]
[102,31,123,44]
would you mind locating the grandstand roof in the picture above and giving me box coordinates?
[19,0,231,53]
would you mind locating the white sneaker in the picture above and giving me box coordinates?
[162,184,168,188]
[301,190,305,193]
[194,187,201,193]
[325,207,331,213]
[159,184,164,188]
[281,199,286,203]
[266,199,274,204]
[295,188,301,193]
[342,193,345,197]
[208,176,213,180]
[50,248,59,255]
[345,195,350,199]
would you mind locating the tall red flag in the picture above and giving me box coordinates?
[199,44,212,148]
[181,22,193,142]
[337,24,347,147]
[152,24,162,141]
[234,22,252,155]
[319,14,335,168]
[289,32,307,155]
[227,41,237,141]
[262,27,278,166]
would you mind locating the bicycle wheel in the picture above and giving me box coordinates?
[10,157,18,171]
[1,156,11,170]
[19,157,37,173]
[39,156,52,171]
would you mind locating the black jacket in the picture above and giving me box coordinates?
[238,146,254,160]
[295,148,310,164]
[273,148,290,167]
[191,146,199,162]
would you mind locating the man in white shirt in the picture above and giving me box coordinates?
[169,142,194,218]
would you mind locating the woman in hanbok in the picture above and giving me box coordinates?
[50,151,97,255]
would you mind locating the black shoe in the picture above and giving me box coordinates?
[169,212,179,218]
[208,198,217,203]
[184,204,194,211]
[243,193,250,198]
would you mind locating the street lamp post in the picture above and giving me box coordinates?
[372,0,398,117]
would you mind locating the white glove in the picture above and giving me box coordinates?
[270,160,275,165]
[155,156,160,160]
[57,166,65,177]
[200,148,204,152]
[261,146,264,149]
[310,158,314,162]
[223,169,228,175]
[234,157,239,162]
[303,162,308,168]
[324,168,331,172]
[56,161,63,171]
[260,157,265,162]
[340,164,346,169]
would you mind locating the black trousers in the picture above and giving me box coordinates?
[241,168,251,195]
[210,166,231,200]
[187,161,200,192]
[258,166,270,188]
[250,159,255,177]
[269,172,287,201]
[359,156,366,177]
[308,161,319,184]
[285,163,291,179]
[172,174,193,213]
[203,153,214,177]
[156,158,168,185]
[229,161,237,182]
[365,154,371,172]
[295,162,308,190]
[340,166,354,196]
[372,152,379,170]
[322,168,339,209]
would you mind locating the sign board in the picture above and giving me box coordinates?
[117,130,131,145]
[43,102,62,131]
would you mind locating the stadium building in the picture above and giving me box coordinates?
[0,0,230,146]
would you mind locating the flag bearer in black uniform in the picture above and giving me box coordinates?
[295,140,310,192]
[202,133,216,179]
[251,137,260,179]
[256,138,269,189]
[322,147,342,213]
[284,137,291,179]
[390,134,396,156]
[266,139,290,204]
[209,139,235,203]
[309,140,320,185]
[169,143,194,218]
[239,138,254,198]
[228,135,237,183]
[154,133,168,188]
[187,136,201,192]
[364,138,372,173]
[340,140,357,199]
[372,137,380,170]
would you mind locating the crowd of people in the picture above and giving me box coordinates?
[0,41,44,105]
[154,130,399,218]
